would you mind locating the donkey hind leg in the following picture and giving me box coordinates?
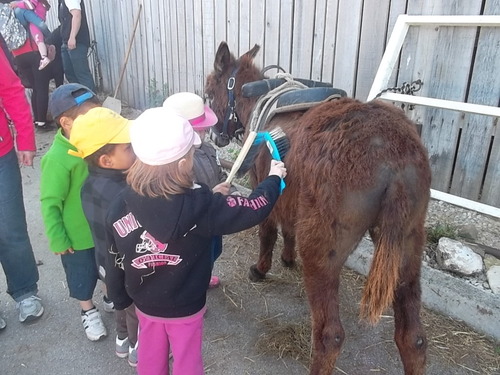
[393,228,427,375]
[280,224,296,268]
[302,249,345,375]
[249,217,278,282]
[300,226,365,375]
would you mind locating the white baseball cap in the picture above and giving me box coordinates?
[163,92,218,129]
[130,107,201,166]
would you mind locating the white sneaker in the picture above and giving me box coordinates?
[102,296,115,313]
[17,295,44,323]
[128,341,138,367]
[116,336,129,358]
[81,308,107,341]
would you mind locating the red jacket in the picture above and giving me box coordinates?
[0,48,35,157]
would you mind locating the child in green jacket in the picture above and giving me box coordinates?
[40,83,106,341]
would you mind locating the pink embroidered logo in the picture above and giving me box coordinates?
[132,231,182,269]
[132,254,182,269]
[136,231,167,254]
[225,195,269,210]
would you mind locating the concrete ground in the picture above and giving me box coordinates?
[0,128,498,375]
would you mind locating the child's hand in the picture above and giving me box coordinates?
[268,160,286,179]
[212,182,231,195]
[54,247,75,255]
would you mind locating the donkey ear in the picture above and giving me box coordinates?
[243,44,260,60]
[214,41,231,75]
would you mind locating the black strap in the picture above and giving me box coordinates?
[220,67,240,140]
[0,33,17,73]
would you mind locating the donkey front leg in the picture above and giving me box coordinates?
[280,223,296,268]
[249,217,278,282]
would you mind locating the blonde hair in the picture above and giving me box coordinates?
[127,149,194,198]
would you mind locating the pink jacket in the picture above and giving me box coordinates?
[0,49,35,157]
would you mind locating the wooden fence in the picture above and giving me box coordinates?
[45,0,500,208]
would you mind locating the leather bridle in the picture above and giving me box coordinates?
[219,67,245,143]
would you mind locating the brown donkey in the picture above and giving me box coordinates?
[205,42,432,375]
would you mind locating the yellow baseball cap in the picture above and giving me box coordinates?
[68,107,132,158]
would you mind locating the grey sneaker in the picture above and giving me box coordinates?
[17,295,44,323]
[102,296,115,313]
[0,315,6,330]
[81,308,107,341]
[128,341,138,367]
[116,336,129,358]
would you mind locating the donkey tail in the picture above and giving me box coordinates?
[360,182,408,324]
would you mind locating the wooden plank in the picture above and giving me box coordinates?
[214,0,227,52]
[168,0,181,93]
[202,0,215,89]
[311,0,327,82]
[291,0,316,78]
[239,0,251,54]
[109,0,122,96]
[119,0,132,107]
[321,0,339,83]
[278,0,294,73]
[158,3,173,96]
[97,0,111,93]
[84,0,105,92]
[355,0,391,99]
[250,0,265,68]
[384,0,409,90]
[475,0,500,207]
[332,0,363,96]
[148,0,164,107]
[45,0,59,28]
[192,0,205,95]
[227,0,239,55]
[482,117,500,207]
[263,0,279,69]
[183,0,196,92]
[129,0,142,108]
[406,1,483,193]
[176,0,188,92]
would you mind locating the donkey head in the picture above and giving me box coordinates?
[204,42,263,147]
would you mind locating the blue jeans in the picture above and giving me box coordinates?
[60,248,98,301]
[0,149,39,302]
[61,43,96,92]
[13,7,51,38]
[211,235,222,270]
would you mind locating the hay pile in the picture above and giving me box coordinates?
[221,229,500,374]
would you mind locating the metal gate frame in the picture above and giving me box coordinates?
[368,15,500,218]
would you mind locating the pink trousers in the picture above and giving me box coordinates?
[136,306,206,375]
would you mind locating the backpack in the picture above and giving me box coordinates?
[0,4,27,51]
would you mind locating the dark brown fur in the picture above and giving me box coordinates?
[205,42,432,375]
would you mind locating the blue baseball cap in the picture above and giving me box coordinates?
[48,83,96,119]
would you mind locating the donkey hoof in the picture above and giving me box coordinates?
[249,265,266,282]
[281,257,295,268]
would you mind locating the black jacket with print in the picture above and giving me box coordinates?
[105,175,281,318]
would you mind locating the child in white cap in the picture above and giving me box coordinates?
[163,92,234,288]
[105,107,286,375]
